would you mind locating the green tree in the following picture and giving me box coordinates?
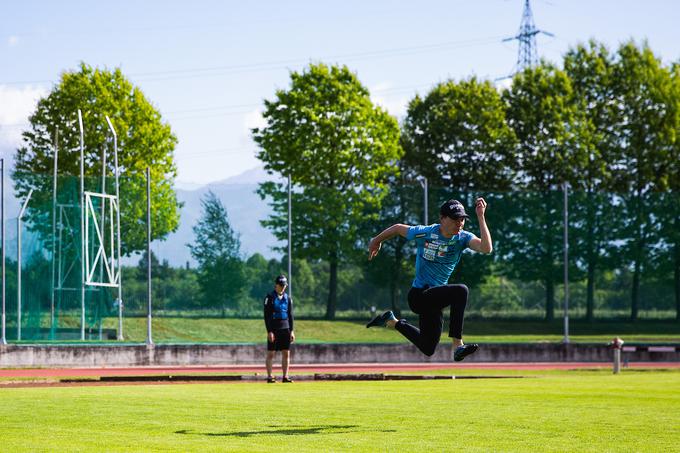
[563,41,620,321]
[607,42,676,320]
[122,264,200,314]
[244,253,273,303]
[136,250,166,281]
[400,78,517,294]
[13,63,180,255]
[288,257,321,313]
[667,63,680,320]
[657,192,680,320]
[360,167,418,316]
[252,63,402,319]
[188,191,245,314]
[502,62,587,320]
[402,77,518,191]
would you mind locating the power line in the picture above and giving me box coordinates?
[3,22,230,39]
[1,35,505,86]
[0,81,441,130]
[165,103,260,115]
[168,109,256,122]
[176,146,255,159]
[134,36,506,82]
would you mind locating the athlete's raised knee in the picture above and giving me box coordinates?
[421,342,439,357]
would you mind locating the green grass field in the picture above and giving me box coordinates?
[1,370,678,452]
[91,317,680,344]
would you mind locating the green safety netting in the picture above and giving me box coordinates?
[6,173,119,341]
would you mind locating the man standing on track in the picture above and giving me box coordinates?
[366,198,492,361]
[264,275,295,383]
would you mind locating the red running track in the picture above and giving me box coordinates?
[0,362,678,378]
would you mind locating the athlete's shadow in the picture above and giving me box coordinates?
[175,425,396,437]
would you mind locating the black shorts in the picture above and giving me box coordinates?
[267,328,291,351]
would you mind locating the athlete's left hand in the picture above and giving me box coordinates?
[290,331,295,343]
[475,197,487,217]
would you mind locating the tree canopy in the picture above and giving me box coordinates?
[253,63,402,319]
[402,77,518,191]
[14,62,180,255]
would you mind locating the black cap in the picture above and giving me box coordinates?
[275,275,288,286]
[440,199,469,220]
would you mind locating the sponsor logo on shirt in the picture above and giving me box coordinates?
[423,241,451,260]
[423,241,437,261]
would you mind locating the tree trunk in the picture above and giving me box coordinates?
[586,260,596,321]
[325,250,338,320]
[631,256,640,321]
[675,242,680,322]
[390,280,402,318]
[391,240,403,317]
[586,191,596,322]
[545,277,555,321]
[631,194,642,322]
[544,191,555,321]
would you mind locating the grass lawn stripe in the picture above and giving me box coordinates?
[0,371,678,452]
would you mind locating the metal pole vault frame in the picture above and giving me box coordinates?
[78,110,86,340]
[16,189,34,341]
[64,110,123,341]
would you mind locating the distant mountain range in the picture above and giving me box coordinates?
[153,166,282,266]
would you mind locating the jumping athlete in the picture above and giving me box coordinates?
[263,275,295,383]
[366,198,492,361]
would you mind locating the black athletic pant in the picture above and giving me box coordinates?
[394,284,469,357]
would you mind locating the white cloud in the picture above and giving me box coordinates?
[370,82,410,119]
[7,36,19,47]
[371,93,410,119]
[242,107,266,153]
[494,77,513,92]
[243,107,265,137]
[0,85,48,152]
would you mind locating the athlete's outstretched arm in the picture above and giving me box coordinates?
[468,197,493,254]
[368,224,410,260]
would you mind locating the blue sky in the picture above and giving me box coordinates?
[1,0,679,186]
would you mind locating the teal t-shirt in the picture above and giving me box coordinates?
[406,224,473,288]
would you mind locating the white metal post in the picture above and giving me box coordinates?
[418,177,428,224]
[17,189,33,341]
[98,121,107,341]
[146,167,153,345]
[424,177,428,225]
[287,173,292,300]
[50,128,58,339]
[563,182,570,344]
[105,116,123,341]
[1,159,5,345]
[78,110,85,340]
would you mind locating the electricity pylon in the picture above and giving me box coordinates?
[503,0,554,74]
